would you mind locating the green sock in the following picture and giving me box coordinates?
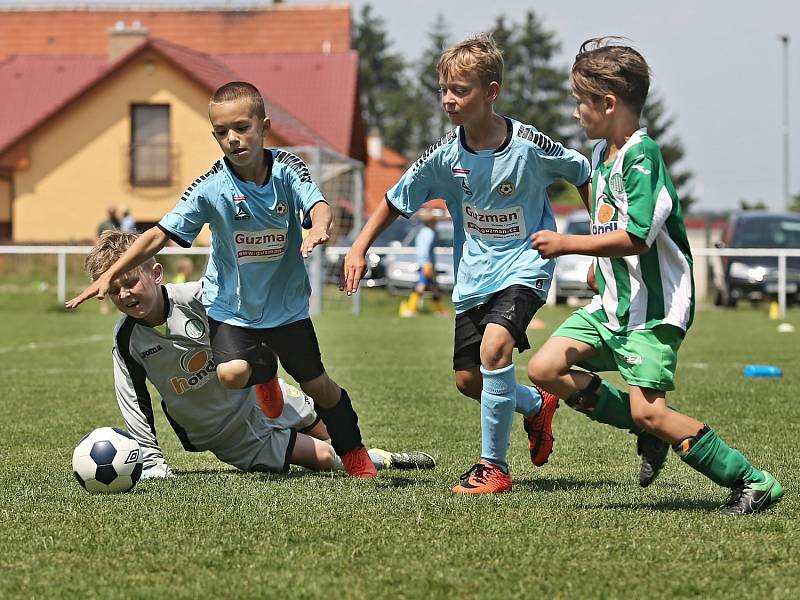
[678,426,762,487]
[586,381,642,433]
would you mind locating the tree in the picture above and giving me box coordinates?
[739,199,768,211]
[641,95,697,213]
[789,192,800,212]
[493,11,572,142]
[412,14,452,149]
[352,6,405,137]
[353,4,434,157]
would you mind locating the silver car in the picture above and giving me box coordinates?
[384,219,455,294]
[553,211,595,304]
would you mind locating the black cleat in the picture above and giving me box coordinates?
[637,432,669,487]
[719,472,784,516]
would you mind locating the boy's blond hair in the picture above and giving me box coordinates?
[571,37,650,116]
[85,230,155,281]
[209,81,266,120]
[438,33,503,88]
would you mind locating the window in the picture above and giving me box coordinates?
[130,104,171,186]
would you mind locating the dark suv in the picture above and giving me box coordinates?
[712,212,800,307]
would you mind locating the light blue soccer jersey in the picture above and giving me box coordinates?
[158,150,325,328]
[387,118,591,313]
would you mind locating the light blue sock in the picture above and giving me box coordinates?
[479,364,517,473]
[515,384,542,417]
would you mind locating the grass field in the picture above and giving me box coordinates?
[1,289,798,599]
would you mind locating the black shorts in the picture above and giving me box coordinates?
[208,317,325,384]
[453,285,545,371]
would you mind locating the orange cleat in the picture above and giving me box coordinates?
[255,378,284,419]
[452,461,512,494]
[341,446,378,478]
[523,387,559,466]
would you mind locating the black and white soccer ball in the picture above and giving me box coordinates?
[72,427,143,494]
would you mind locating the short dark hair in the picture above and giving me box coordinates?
[571,37,650,116]
[209,81,266,120]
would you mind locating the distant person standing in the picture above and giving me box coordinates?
[97,205,120,238]
[399,210,449,317]
[171,257,195,284]
[120,207,138,234]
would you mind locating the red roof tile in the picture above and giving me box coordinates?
[219,52,361,158]
[0,54,107,154]
[0,38,354,157]
[0,7,352,59]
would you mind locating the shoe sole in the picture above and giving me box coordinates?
[391,451,436,470]
[452,484,512,495]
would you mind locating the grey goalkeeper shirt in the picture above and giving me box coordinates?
[112,282,255,469]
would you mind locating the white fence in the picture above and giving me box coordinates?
[1,245,799,318]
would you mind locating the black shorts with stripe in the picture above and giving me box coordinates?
[453,285,545,371]
[208,317,325,384]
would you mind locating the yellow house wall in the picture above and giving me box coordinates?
[12,53,220,243]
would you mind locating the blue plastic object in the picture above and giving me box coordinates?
[743,365,783,378]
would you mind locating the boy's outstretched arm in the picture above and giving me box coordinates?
[532,229,648,259]
[301,202,332,258]
[341,199,401,295]
[65,226,171,309]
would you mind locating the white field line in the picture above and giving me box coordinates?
[0,334,108,354]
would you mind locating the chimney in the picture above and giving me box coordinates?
[108,20,149,62]
[367,127,383,161]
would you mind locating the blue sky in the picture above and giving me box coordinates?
[3,0,799,212]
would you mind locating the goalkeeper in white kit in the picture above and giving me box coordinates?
[87,231,434,478]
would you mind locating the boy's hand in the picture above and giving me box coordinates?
[300,227,330,258]
[341,249,367,295]
[531,230,568,259]
[65,273,112,309]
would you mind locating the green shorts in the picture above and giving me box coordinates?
[552,309,685,391]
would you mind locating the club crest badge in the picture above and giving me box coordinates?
[497,181,515,196]
[275,202,288,216]
[609,173,625,196]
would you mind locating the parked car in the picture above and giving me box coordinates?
[384,219,455,294]
[712,212,800,307]
[324,218,414,288]
[553,210,595,304]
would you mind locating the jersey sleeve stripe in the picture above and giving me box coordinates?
[116,318,157,436]
[516,126,566,157]
[157,224,192,248]
[410,129,458,174]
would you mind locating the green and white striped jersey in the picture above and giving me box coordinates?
[584,129,694,333]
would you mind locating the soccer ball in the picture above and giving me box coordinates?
[72,427,143,494]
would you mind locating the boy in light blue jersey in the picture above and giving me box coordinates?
[68,82,377,478]
[344,35,589,494]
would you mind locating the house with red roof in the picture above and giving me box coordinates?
[0,5,365,242]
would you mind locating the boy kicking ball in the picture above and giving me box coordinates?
[527,38,783,515]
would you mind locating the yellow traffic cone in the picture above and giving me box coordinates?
[769,301,780,320]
